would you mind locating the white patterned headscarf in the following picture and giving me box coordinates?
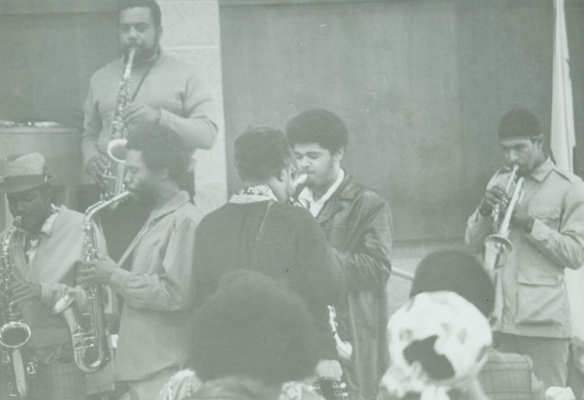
[380,291,492,400]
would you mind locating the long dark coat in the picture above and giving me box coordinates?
[314,173,393,400]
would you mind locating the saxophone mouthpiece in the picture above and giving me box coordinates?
[123,47,136,80]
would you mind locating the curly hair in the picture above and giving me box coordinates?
[118,0,162,27]
[189,271,319,386]
[409,250,495,318]
[286,109,348,155]
[125,124,189,182]
[234,127,293,182]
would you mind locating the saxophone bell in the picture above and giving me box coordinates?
[52,191,130,373]
[107,138,128,164]
[0,216,35,397]
[0,322,31,349]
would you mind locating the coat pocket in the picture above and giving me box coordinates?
[528,205,561,230]
[515,272,565,326]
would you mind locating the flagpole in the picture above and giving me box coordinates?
[551,0,584,376]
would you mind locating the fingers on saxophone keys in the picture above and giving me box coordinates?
[78,266,97,287]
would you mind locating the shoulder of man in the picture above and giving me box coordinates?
[176,201,204,227]
[272,201,317,222]
[55,205,85,226]
[551,165,583,184]
[197,203,231,229]
[161,52,200,75]
[340,174,389,210]
[90,58,123,83]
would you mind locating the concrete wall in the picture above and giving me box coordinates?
[219,0,584,242]
[0,1,227,215]
[159,0,227,214]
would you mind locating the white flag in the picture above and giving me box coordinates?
[551,0,584,364]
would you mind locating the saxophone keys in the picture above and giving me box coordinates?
[1,351,11,364]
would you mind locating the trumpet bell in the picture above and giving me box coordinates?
[107,138,128,164]
[484,234,513,257]
[0,321,31,349]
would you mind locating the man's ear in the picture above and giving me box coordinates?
[533,134,544,149]
[155,167,170,181]
[41,185,52,200]
[157,26,164,40]
[333,148,345,163]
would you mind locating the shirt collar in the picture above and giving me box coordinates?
[39,204,60,237]
[298,169,345,206]
[149,191,191,222]
[529,157,554,182]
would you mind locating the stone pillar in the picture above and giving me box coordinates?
[159,0,226,214]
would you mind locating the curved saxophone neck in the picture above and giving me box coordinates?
[123,47,136,81]
[83,192,131,226]
[2,217,22,253]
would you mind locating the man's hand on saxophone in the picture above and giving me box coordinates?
[78,258,116,287]
[8,280,41,307]
[122,103,162,127]
[86,153,111,187]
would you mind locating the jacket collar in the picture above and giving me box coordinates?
[118,191,190,267]
[148,190,190,223]
[315,172,358,224]
[14,204,60,241]
[529,157,554,182]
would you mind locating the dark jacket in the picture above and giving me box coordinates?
[312,173,393,400]
[193,200,346,360]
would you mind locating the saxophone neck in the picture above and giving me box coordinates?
[2,217,22,253]
[84,192,132,225]
[123,47,136,80]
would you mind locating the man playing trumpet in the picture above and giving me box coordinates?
[465,108,584,389]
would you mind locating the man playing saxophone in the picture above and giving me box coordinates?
[465,108,584,390]
[79,125,202,400]
[82,0,220,261]
[0,152,104,400]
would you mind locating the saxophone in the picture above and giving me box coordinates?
[52,191,131,372]
[102,47,136,201]
[0,216,36,397]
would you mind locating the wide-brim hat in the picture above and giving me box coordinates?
[0,153,53,194]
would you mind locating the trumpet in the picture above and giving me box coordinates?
[483,165,525,270]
